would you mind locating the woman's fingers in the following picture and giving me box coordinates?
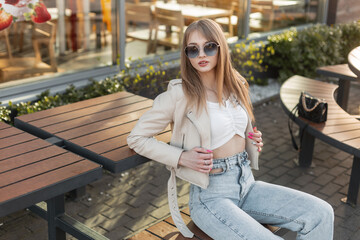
[249,127,263,152]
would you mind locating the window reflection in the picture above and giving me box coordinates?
[0,0,113,85]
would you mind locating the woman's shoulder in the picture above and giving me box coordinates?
[168,79,183,88]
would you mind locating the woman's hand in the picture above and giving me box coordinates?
[248,127,263,152]
[178,147,213,173]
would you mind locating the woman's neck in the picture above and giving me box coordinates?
[199,70,216,90]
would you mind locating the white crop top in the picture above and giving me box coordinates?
[207,98,248,150]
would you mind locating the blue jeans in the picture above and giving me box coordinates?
[189,151,334,240]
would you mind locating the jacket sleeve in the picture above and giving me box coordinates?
[127,82,184,168]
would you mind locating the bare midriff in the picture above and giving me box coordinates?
[210,134,245,174]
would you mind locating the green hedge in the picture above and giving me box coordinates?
[265,22,360,82]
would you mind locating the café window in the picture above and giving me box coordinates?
[0,0,113,85]
[124,0,323,60]
[248,0,320,34]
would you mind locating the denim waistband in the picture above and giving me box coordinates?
[212,151,248,170]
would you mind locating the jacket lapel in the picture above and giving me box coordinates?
[186,109,211,149]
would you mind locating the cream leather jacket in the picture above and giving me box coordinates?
[127,79,259,237]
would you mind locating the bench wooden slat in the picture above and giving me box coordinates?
[127,230,162,240]
[316,64,358,81]
[328,129,360,142]
[52,108,150,140]
[16,91,135,122]
[68,121,138,145]
[0,126,24,139]
[102,131,172,162]
[0,138,50,161]
[0,160,99,203]
[0,122,10,130]
[28,95,147,128]
[0,132,37,149]
[42,101,152,134]
[0,145,66,173]
[0,152,84,188]
[322,123,360,135]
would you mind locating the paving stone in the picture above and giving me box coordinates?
[334,226,354,240]
[313,173,335,185]
[101,214,134,232]
[104,225,134,240]
[319,182,342,196]
[333,174,351,187]
[272,174,295,186]
[124,215,158,232]
[293,174,315,186]
[126,203,157,219]
[268,166,289,177]
[299,182,321,195]
[102,204,130,219]
[328,166,348,177]
[149,204,171,219]
[335,204,357,219]
[340,213,360,232]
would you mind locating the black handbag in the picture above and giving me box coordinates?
[297,91,328,123]
[288,91,328,151]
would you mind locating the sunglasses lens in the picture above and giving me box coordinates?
[185,45,199,58]
[204,42,218,56]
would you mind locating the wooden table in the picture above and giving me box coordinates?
[155,2,232,22]
[316,64,358,110]
[14,91,171,174]
[0,122,104,240]
[348,46,360,78]
[280,75,360,206]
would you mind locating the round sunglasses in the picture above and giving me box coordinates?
[184,42,220,59]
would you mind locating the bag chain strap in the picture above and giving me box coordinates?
[302,94,320,112]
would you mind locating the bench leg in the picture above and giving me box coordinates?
[345,156,360,206]
[299,130,315,167]
[336,78,350,110]
[47,195,66,240]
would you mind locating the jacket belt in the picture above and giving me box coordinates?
[168,167,194,238]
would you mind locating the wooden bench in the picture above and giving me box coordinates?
[14,91,171,174]
[14,90,291,239]
[316,64,358,110]
[0,122,106,240]
[126,207,287,240]
[280,75,360,206]
[348,46,360,79]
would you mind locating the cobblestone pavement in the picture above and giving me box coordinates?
[0,81,360,240]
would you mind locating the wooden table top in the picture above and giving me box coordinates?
[280,75,360,156]
[15,91,171,173]
[155,2,232,20]
[0,122,102,217]
[348,46,360,78]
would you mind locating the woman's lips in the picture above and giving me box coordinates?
[198,60,209,67]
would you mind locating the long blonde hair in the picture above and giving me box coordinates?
[180,19,254,121]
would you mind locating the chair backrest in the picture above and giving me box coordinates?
[251,0,274,14]
[125,2,153,33]
[0,29,13,60]
[32,21,56,43]
[153,7,184,48]
[250,0,275,31]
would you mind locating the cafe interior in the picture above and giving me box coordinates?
[0,0,320,86]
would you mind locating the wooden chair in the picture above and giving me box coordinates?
[214,0,239,37]
[0,29,13,61]
[153,7,185,53]
[249,0,275,32]
[125,2,155,54]
[32,21,57,72]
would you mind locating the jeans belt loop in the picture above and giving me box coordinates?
[225,158,230,172]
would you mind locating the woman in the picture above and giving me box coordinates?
[127,19,334,240]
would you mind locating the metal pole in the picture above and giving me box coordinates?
[112,0,125,70]
[318,0,329,24]
[237,0,250,39]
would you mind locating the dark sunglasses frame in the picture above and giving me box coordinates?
[184,42,220,59]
